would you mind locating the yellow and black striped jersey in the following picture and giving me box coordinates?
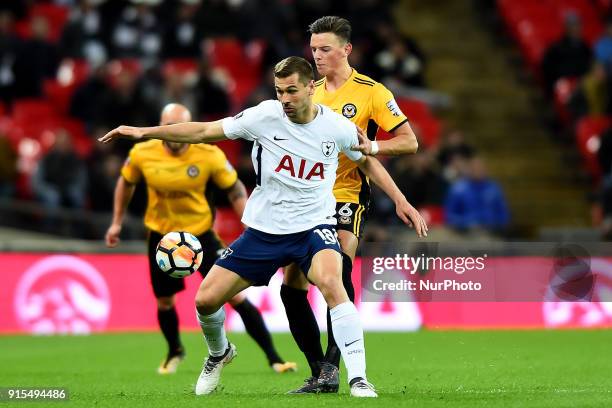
[121,140,237,235]
[313,69,408,204]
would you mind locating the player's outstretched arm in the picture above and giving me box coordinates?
[105,176,136,248]
[224,179,248,219]
[98,120,228,144]
[351,123,418,156]
[356,156,428,237]
[379,122,418,155]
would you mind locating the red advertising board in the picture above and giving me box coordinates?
[1,253,611,334]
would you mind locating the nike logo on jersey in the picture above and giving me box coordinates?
[344,339,361,347]
[273,136,288,141]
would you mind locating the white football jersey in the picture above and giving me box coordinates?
[222,100,363,234]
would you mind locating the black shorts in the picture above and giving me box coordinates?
[334,202,369,239]
[147,229,225,298]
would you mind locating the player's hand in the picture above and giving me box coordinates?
[105,224,122,248]
[350,126,373,155]
[395,199,428,238]
[98,126,145,144]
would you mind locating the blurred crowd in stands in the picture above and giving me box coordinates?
[498,0,612,238]
[0,0,510,240]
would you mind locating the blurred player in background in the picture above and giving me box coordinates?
[280,16,420,393]
[105,103,296,375]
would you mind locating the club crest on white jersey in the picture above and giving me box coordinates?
[321,141,335,157]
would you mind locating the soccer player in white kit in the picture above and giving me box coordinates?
[99,57,428,398]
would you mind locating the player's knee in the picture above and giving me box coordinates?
[316,273,345,303]
[228,292,246,306]
[195,300,220,315]
[320,287,348,308]
[157,296,175,310]
[195,291,221,315]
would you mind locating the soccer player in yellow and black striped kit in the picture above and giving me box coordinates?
[105,103,295,375]
[281,16,420,393]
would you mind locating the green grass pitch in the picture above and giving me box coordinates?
[1,330,611,407]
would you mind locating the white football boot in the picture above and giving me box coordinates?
[350,378,378,398]
[195,343,237,395]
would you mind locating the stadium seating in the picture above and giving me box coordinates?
[515,19,561,75]
[553,77,579,126]
[13,3,69,43]
[205,38,265,78]
[43,59,91,114]
[418,205,445,226]
[498,0,603,75]
[9,117,92,199]
[595,0,612,14]
[162,59,198,82]
[553,0,603,45]
[11,99,56,124]
[106,59,142,88]
[59,118,93,158]
[377,98,442,148]
[575,116,612,182]
[11,124,54,199]
[215,140,242,167]
[5,95,93,199]
[498,0,606,190]
[43,80,73,115]
[204,38,266,109]
[213,207,243,243]
[56,59,91,87]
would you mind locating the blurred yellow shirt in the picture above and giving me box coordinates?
[121,140,237,235]
[313,69,408,204]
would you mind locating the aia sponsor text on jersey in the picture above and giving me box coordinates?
[274,155,325,180]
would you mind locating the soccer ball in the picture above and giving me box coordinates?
[155,231,203,278]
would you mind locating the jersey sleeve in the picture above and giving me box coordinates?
[211,150,238,189]
[338,122,364,162]
[372,83,408,132]
[221,104,263,141]
[120,148,142,184]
